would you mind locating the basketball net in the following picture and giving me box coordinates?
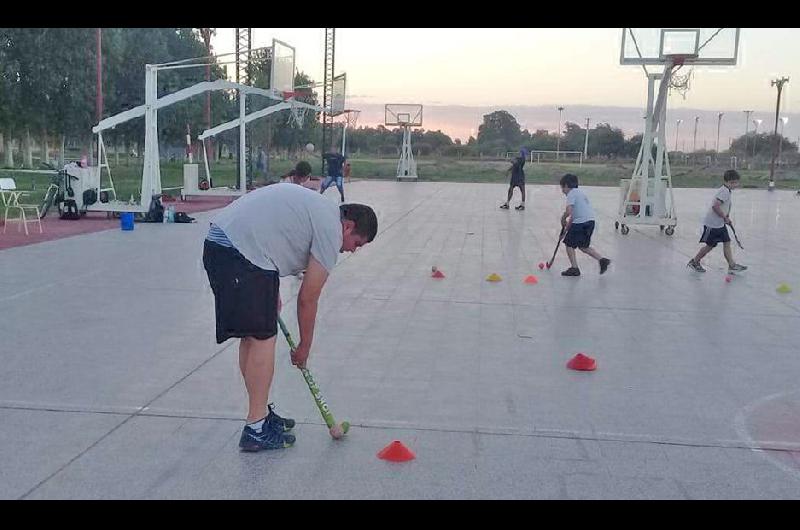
[342,109,361,129]
[283,91,309,128]
[668,68,693,100]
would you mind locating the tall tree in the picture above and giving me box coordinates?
[477,110,522,152]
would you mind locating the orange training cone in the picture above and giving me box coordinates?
[377,440,416,462]
[432,269,446,279]
[567,353,596,371]
[524,275,538,284]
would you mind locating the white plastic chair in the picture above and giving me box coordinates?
[1,177,43,235]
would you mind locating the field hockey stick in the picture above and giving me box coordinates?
[276,315,350,439]
[546,227,566,269]
[729,222,744,250]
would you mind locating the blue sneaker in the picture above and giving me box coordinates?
[267,403,296,432]
[239,420,295,452]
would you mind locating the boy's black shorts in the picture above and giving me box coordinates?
[509,175,525,189]
[203,240,279,344]
[563,220,595,249]
[699,225,730,248]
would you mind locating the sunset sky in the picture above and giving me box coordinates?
[212,28,799,142]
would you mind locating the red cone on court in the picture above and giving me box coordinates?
[524,275,538,284]
[567,353,596,371]
[432,269,445,279]
[377,440,416,462]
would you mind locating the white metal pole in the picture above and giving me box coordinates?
[716,113,724,161]
[753,119,762,158]
[556,107,564,160]
[239,91,246,190]
[583,117,590,160]
[675,119,682,152]
[743,110,752,159]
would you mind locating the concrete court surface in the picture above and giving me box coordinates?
[1,180,799,499]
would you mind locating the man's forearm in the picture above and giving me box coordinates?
[297,298,318,347]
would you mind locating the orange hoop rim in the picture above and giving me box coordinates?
[664,53,699,66]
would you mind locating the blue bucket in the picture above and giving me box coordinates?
[120,212,135,231]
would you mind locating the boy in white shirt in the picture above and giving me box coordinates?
[687,170,747,273]
[559,173,611,277]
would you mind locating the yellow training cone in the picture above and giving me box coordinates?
[486,273,502,282]
[777,283,792,294]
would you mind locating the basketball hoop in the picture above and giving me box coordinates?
[282,91,308,128]
[664,54,696,99]
[341,109,361,129]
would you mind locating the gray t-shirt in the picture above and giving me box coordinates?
[566,188,595,224]
[703,185,732,229]
[211,183,342,276]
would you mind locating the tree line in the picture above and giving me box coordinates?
[0,28,321,169]
[342,110,798,161]
[2,30,796,167]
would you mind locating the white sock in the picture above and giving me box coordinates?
[247,417,266,433]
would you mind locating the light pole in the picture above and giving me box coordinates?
[583,117,590,160]
[752,118,762,159]
[778,116,789,165]
[556,106,564,160]
[675,119,682,152]
[716,112,724,164]
[769,76,790,187]
[743,110,753,160]
[692,116,699,154]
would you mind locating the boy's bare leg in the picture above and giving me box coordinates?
[566,246,579,268]
[722,241,735,267]
[579,246,603,261]
[693,244,714,263]
[239,338,250,379]
[241,336,277,423]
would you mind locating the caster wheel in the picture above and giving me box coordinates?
[665,226,675,236]
[620,225,630,235]
[614,221,619,230]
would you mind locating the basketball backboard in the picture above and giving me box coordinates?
[620,28,740,66]
[385,104,423,127]
[331,73,346,116]
[271,39,295,95]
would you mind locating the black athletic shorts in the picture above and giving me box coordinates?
[203,239,279,344]
[510,175,525,188]
[699,225,730,248]
[563,220,595,249]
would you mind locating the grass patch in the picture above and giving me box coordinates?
[3,156,798,209]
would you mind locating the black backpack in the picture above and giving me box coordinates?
[142,196,164,223]
[60,199,81,220]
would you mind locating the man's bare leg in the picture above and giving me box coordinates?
[241,336,277,423]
